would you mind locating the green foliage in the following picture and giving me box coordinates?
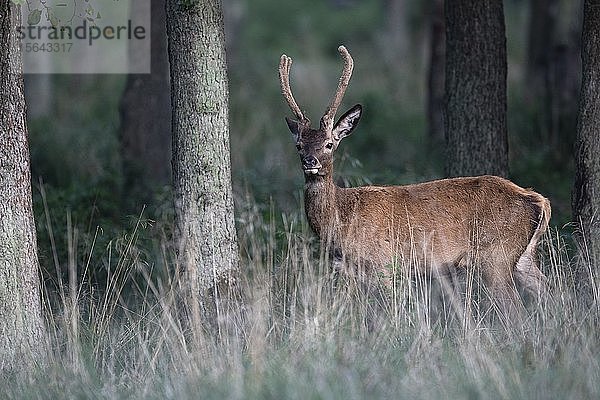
[227,0,442,211]
[234,0,382,55]
[507,86,576,227]
[28,75,124,189]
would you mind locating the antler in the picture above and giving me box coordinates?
[279,54,309,124]
[320,45,354,132]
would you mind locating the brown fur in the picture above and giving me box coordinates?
[303,169,550,322]
[304,174,550,280]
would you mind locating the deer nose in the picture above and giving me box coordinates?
[302,155,321,170]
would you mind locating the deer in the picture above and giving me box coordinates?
[278,45,551,324]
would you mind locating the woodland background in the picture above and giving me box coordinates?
[2,0,599,398]
[26,0,581,285]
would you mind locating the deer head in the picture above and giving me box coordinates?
[279,46,362,178]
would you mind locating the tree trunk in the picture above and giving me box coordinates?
[166,0,239,308]
[547,0,582,153]
[573,0,600,274]
[120,0,171,205]
[0,0,46,370]
[526,1,558,91]
[526,0,562,145]
[444,0,509,178]
[426,0,445,144]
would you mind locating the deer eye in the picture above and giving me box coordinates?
[296,144,302,151]
[325,142,334,150]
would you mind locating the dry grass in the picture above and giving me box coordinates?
[2,204,600,399]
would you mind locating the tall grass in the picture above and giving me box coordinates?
[2,202,599,399]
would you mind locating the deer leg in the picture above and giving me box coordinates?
[514,245,548,303]
[482,258,526,328]
[489,279,525,328]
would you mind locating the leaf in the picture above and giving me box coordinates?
[11,0,26,6]
[27,9,42,25]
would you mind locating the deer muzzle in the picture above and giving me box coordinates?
[302,155,322,175]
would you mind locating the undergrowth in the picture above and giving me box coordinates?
[1,202,599,400]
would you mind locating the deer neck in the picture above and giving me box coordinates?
[303,167,339,240]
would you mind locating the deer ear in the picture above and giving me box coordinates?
[332,104,362,141]
[286,117,302,141]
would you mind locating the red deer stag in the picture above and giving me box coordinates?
[279,45,551,322]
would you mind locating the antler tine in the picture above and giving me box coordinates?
[279,54,308,123]
[320,45,354,131]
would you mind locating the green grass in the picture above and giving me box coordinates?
[2,201,599,400]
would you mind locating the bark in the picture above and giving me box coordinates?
[426,0,445,144]
[166,0,239,306]
[573,0,600,271]
[525,0,559,140]
[444,0,509,178]
[548,0,583,151]
[0,0,46,370]
[526,0,558,90]
[120,0,171,203]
